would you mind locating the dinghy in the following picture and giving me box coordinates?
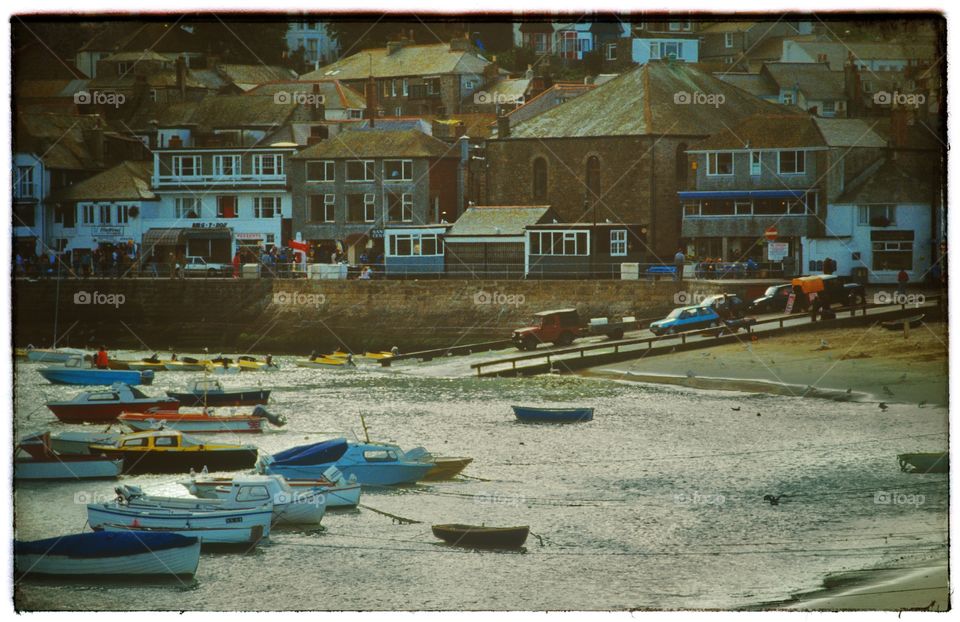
[431,524,530,549]
[25,347,86,364]
[511,405,594,423]
[15,531,201,578]
[881,314,925,331]
[423,457,474,481]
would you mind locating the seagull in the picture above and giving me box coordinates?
[763,494,783,506]
[883,385,895,396]
[817,339,831,350]
[846,388,852,394]
[879,402,889,411]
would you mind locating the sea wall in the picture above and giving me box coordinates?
[12,277,747,354]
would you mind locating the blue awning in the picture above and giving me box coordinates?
[678,190,809,200]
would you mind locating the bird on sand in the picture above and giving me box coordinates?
[817,339,831,351]
[763,494,783,506]
[846,388,852,394]
[879,402,889,411]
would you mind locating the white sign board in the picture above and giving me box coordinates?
[767,242,789,262]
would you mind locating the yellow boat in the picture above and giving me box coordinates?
[294,357,354,369]
[126,360,167,372]
[362,351,394,360]
[89,430,258,474]
[163,358,210,372]
[236,356,281,372]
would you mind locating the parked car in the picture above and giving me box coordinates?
[511,309,634,350]
[182,256,228,277]
[791,274,867,313]
[750,284,794,314]
[649,305,722,336]
[699,293,746,320]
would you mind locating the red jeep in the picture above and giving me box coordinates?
[512,309,629,351]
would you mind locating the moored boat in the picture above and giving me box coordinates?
[50,430,124,455]
[14,531,201,578]
[882,314,925,331]
[25,347,86,364]
[89,430,258,474]
[166,379,270,407]
[182,468,362,509]
[237,356,280,372]
[163,357,209,372]
[15,432,123,480]
[117,405,285,434]
[39,356,154,386]
[511,405,594,423]
[294,357,355,369]
[423,457,474,481]
[45,383,179,423]
[431,524,530,549]
[898,452,948,473]
[259,438,434,486]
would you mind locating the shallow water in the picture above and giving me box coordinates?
[13,353,948,610]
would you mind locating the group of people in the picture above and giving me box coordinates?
[14,242,141,279]
[673,248,762,281]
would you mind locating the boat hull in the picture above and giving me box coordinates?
[512,405,594,423]
[432,524,530,549]
[15,532,201,577]
[266,462,433,486]
[88,504,273,545]
[166,390,270,407]
[99,523,266,547]
[47,399,180,424]
[188,479,362,508]
[15,457,123,480]
[118,413,266,434]
[39,368,153,386]
[94,448,259,474]
[424,457,473,481]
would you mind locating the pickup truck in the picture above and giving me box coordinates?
[182,256,229,277]
[512,309,635,351]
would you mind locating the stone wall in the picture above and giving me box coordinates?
[12,277,745,354]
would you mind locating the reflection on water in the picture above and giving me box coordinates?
[13,354,948,610]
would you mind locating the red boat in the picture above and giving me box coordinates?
[45,384,180,424]
[117,405,286,434]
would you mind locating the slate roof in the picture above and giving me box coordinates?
[714,72,778,98]
[506,62,786,139]
[787,40,938,70]
[691,114,887,151]
[836,158,932,204]
[245,80,366,109]
[216,64,298,91]
[446,206,554,236]
[52,161,155,202]
[762,62,846,101]
[300,42,489,81]
[813,118,887,148]
[291,129,455,159]
[15,112,105,170]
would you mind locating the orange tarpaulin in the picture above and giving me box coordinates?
[792,276,825,294]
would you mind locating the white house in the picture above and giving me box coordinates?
[631,38,699,64]
[286,21,341,69]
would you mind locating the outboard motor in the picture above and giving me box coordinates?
[115,484,145,503]
[253,405,287,427]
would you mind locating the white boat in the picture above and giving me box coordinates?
[25,347,86,364]
[99,523,264,548]
[15,531,200,578]
[183,468,360,510]
[50,430,124,455]
[176,476,326,525]
[15,432,123,480]
[87,488,273,546]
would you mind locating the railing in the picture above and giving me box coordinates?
[152,174,287,187]
[469,296,942,377]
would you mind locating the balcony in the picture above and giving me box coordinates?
[152,173,287,188]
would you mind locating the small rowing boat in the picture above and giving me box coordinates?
[15,531,201,578]
[295,357,355,369]
[511,405,594,423]
[431,524,530,549]
[897,452,948,474]
[25,347,86,364]
[881,314,925,331]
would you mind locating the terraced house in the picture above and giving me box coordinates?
[289,129,464,264]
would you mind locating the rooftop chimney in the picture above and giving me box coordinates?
[365,76,377,128]
[497,115,510,139]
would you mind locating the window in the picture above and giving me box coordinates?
[858,204,896,226]
[172,155,201,178]
[307,160,335,182]
[610,229,627,256]
[662,41,681,59]
[346,160,375,182]
[384,159,413,182]
[310,194,336,222]
[782,92,794,105]
[389,233,443,256]
[82,204,96,225]
[347,194,376,222]
[735,201,752,215]
[871,230,913,270]
[122,438,147,447]
[217,195,238,218]
[15,166,34,197]
[532,157,548,199]
[683,202,700,217]
[529,231,589,256]
[116,205,130,224]
[778,151,805,175]
[724,33,734,48]
[750,151,762,176]
[706,152,734,176]
[99,204,112,224]
[402,79,409,96]
[822,101,836,114]
[154,436,176,447]
[348,109,363,119]
[254,196,281,218]
[253,154,283,177]
[387,192,413,222]
[669,21,690,31]
[175,197,201,219]
[426,78,441,95]
[213,155,240,178]
[236,486,271,502]
[606,43,617,61]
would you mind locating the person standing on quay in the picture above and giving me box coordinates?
[673,248,686,282]
[232,250,241,279]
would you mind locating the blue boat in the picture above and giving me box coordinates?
[259,438,435,486]
[38,356,154,386]
[15,530,200,577]
[511,405,594,423]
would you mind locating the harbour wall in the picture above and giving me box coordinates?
[12,278,752,354]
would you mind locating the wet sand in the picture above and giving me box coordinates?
[587,321,948,406]
[777,563,948,611]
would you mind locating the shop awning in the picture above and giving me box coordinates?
[142,228,187,249]
[185,228,232,241]
[677,190,809,200]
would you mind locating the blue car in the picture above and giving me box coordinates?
[649,305,722,336]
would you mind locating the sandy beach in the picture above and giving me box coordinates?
[777,562,949,611]
[587,321,948,407]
